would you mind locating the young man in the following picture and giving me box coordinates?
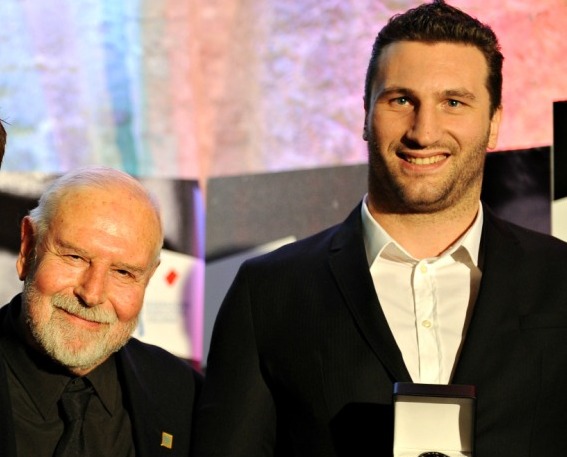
[0,166,201,456]
[194,1,567,456]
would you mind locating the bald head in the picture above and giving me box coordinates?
[28,166,163,264]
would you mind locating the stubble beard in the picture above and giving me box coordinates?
[22,278,137,373]
[367,134,489,216]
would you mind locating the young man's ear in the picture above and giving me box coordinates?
[362,96,369,141]
[17,216,37,280]
[487,106,503,150]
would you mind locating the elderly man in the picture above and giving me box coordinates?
[0,166,201,457]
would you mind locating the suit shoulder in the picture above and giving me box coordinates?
[120,338,202,386]
[487,213,567,257]
[245,221,345,268]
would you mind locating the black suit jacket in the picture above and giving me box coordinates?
[193,203,567,457]
[0,297,202,457]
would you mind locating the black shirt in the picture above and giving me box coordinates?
[0,297,136,457]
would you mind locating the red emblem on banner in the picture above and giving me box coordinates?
[165,269,178,286]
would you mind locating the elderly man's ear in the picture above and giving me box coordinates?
[17,216,37,281]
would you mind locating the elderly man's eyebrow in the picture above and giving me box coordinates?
[113,261,148,275]
[55,238,149,275]
[53,239,89,256]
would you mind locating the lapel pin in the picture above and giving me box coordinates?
[161,432,174,449]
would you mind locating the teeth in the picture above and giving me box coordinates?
[405,155,445,165]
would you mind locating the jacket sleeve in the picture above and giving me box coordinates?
[192,262,277,456]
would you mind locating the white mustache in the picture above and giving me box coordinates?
[52,294,118,324]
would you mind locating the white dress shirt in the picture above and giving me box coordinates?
[361,197,483,384]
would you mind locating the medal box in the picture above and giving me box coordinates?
[393,382,476,457]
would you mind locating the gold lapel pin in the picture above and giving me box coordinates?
[161,432,174,449]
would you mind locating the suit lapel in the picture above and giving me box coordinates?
[0,303,18,457]
[0,357,17,457]
[328,205,412,382]
[117,346,176,457]
[452,208,524,383]
[328,204,525,385]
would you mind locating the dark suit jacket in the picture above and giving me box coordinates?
[0,296,202,457]
[193,203,567,457]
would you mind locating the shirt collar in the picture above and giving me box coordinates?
[361,195,483,266]
[85,355,121,416]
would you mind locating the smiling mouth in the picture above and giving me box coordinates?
[57,307,113,326]
[398,153,447,165]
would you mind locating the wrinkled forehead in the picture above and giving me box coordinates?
[52,186,163,258]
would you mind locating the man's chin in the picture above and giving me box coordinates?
[41,332,132,373]
[27,309,138,373]
[48,342,112,371]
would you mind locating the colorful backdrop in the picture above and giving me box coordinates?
[0,0,566,181]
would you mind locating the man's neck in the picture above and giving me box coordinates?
[368,199,481,259]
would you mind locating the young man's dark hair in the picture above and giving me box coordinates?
[364,0,503,116]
